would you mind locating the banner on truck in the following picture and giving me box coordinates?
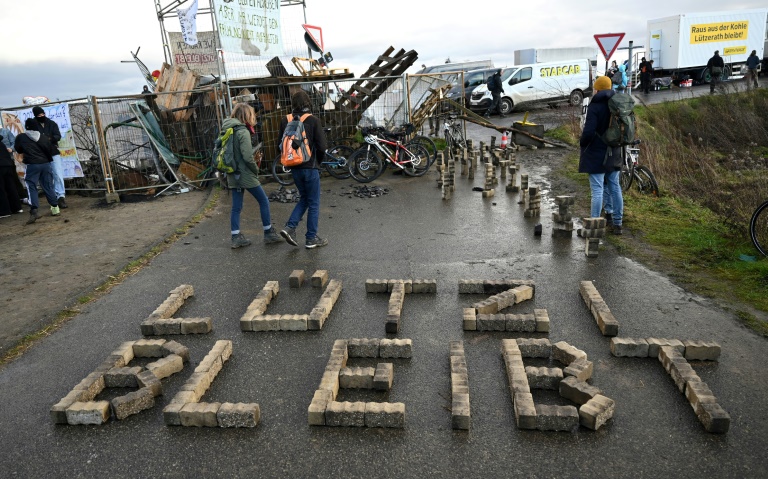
[690,21,749,44]
[212,0,283,56]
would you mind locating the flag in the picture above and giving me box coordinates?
[178,0,199,46]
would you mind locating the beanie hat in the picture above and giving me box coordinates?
[32,106,45,116]
[593,76,612,92]
[24,118,39,131]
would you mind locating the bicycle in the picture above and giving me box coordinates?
[619,139,659,196]
[396,123,438,167]
[349,126,431,183]
[271,140,357,186]
[441,113,467,159]
[750,200,768,256]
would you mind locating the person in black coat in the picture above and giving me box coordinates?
[14,118,59,224]
[32,106,67,208]
[706,51,725,94]
[579,76,624,234]
[0,137,23,218]
[484,69,506,118]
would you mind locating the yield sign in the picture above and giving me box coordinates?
[302,24,324,52]
[594,33,625,60]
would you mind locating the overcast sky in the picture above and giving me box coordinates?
[0,0,765,108]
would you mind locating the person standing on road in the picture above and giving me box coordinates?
[484,69,506,119]
[707,50,725,94]
[0,135,23,218]
[279,90,329,249]
[639,57,652,94]
[14,118,59,224]
[579,76,624,235]
[32,106,67,209]
[612,64,628,91]
[224,103,284,249]
[746,50,760,90]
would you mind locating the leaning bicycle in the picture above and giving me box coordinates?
[750,200,768,257]
[442,113,467,159]
[349,126,431,183]
[620,139,659,196]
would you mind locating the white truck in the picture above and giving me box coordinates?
[647,8,768,83]
[514,47,598,65]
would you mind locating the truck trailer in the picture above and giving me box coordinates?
[514,47,598,65]
[647,8,768,83]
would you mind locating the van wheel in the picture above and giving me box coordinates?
[500,98,513,115]
[569,90,584,106]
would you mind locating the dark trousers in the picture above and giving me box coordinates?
[287,168,321,240]
[0,165,22,215]
[486,91,502,116]
[641,72,651,93]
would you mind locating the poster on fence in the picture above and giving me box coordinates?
[1,104,83,178]
[212,0,283,56]
[169,31,219,76]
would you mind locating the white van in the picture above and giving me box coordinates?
[469,59,592,114]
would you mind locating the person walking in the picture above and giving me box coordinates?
[0,135,23,219]
[32,106,67,209]
[224,103,283,249]
[279,90,329,249]
[746,50,760,90]
[579,76,624,235]
[14,118,59,224]
[707,50,725,94]
[484,69,506,118]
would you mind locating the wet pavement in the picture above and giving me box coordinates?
[1,101,767,478]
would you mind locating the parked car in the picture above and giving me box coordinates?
[443,67,499,108]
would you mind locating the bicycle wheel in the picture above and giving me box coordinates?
[750,200,768,257]
[620,164,634,191]
[271,155,294,186]
[401,143,431,177]
[411,135,438,167]
[633,165,659,196]
[451,124,467,150]
[324,145,355,179]
[350,146,384,183]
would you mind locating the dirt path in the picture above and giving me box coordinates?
[0,190,210,354]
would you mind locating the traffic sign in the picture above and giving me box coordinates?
[302,24,324,52]
[594,33,625,61]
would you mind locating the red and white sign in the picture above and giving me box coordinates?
[302,24,324,52]
[594,33,625,61]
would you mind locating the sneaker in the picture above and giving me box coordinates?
[612,225,623,235]
[305,236,328,249]
[58,197,68,209]
[231,233,252,249]
[51,205,61,216]
[26,209,40,225]
[263,226,283,244]
[0,214,9,219]
[280,227,298,247]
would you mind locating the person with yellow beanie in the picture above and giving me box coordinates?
[578,76,624,234]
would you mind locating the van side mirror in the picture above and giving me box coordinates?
[508,78,518,85]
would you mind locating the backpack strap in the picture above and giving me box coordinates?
[299,113,311,122]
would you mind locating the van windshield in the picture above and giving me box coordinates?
[501,68,518,81]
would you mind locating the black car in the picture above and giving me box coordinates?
[443,67,499,108]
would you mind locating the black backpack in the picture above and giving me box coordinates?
[611,70,622,85]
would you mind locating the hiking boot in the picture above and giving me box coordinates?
[604,213,613,225]
[305,236,329,249]
[27,209,40,225]
[612,225,623,235]
[264,226,282,244]
[51,206,60,216]
[58,197,68,209]
[280,227,298,247]
[231,233,252,249]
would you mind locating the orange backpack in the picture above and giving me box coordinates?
[280,113,313,167]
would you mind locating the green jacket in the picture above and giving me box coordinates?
[221,117,260,189]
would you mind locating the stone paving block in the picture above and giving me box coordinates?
[279,314,308,331]
[610,337,650,357]
[646,338,685,359]
[450,356,467,375]
[579,281,601,308]
[458,280,484,294]
[151,318,181,335]
[289,270,305,288]
[307,309,326,331]
[579,394,616,430]
[146,354,184,380]
[252,314,281,331]
[669,359,701,393]
[411,279,437,293]
[348,338,380,358]
[72,372,106,401]
[171,284,194,299]
[373,363,394,391]
[657,345,683,369]
[263,280,280,298]
[112,387,155,420]
[104,366,142,388]
[379,339,412,358]
[308,389,333,426]
[132,339,167,358]
[66,401,111,425]
[339,367,375,389]
[365,279,389,293]
[94,355,127,373]
[449,341,465,356]
[163,401,185,426]
[319,371,340,399]
[511,285,534,303]
[477,314,506,331]
[51,390,89,424]
[591,301,619,336]
[180,372,214,402]
[385,315,400,334]
[111,341,136,365]
[516,338,552,358]
[535,404,579,432]
[501,338,520,354]
[513,392,537,430]
[505,314,537,332]
[180,317,212,334]
[685,380,717,414]
[585,238,600,257]
[451,372,469,395]
[563,358,594,382]
[211,340,233,363]
[311,270,329,288]
[559,376,602,405]
[364,402,405,428]
[217,402,260,428]
[180,402,221,427]
[697,401,730,434]
[474,299,498,315]
[136,370,163,397]
[162,340,190,364]
[325,401,366,427]
[583,217,606,229]
[683,340,721,361]
[552,341,587,366]
[525,366,563,390]
[140,320,156,336]
[451,393,471,430]
[534,309,550,333]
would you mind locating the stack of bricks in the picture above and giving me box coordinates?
[579,281,619,336]
[442,155,455,200]
[506,164,519,193]
[450,341,471,430]
[460,148,468,177]
[580,217,606,257]
[502,339,614,431]
[140,284,212,336]
[365,279,437,334]
[51,339,189,425]
[435,151,444,188]
[552,196,576,238]
[608,337,727,433]
[524,186,541,218]
[468,148,477,180]
[163,340,260,428]
[458,279,549,333]
[483,163,495,198]
[308,338,409,428]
